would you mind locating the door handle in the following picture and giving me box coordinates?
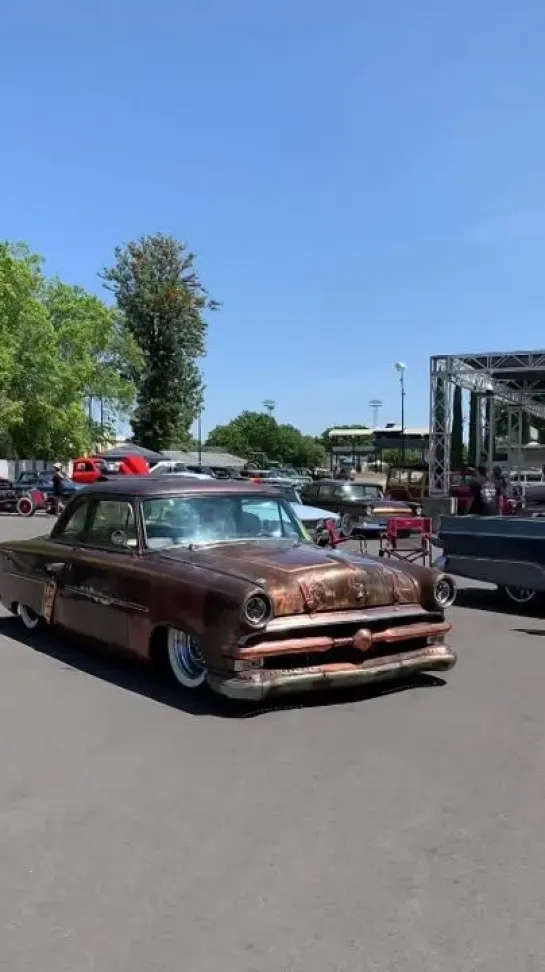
[44,562,65,576]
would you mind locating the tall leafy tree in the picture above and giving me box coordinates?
[102,233,218,450]
[0,241,140,458]
[450,385,463,467]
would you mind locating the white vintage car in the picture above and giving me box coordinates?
[272,484,341,537]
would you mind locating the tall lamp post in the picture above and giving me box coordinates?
[197,408,203,464]
[395,362,406,463]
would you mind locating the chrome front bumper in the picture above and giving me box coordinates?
[207,643,457,701]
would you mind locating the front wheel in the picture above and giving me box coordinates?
[17,604,42,629]
[499,585,540,607]
[166,628,207,689]
[340,514,355,538]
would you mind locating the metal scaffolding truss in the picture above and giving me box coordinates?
[429,350,545,494]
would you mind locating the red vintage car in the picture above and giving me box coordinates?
[72,454,149,485]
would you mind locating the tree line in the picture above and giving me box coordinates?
[0,234,215,459]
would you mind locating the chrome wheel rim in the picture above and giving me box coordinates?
[167,628,207,689]
[504,585,536,604]
[18,604,40,629]
[435,577,455,608]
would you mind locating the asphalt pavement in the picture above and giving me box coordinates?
[1,514,545,971]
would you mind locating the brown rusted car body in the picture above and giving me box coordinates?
[0,479,457,701]
[387,465,477,514]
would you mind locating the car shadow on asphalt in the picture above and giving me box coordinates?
[454,586,545,618]
[0,616,447,719]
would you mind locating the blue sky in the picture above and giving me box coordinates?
[3,1,545,439]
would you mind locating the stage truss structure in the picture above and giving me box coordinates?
[429,350,545,494]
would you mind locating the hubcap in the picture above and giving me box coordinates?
[18,604,40,629]
[18,499,32,516]
[505,585,536,604]
[167,629,207,689]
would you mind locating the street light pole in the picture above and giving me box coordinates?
[197,409,202,464]
[395,362,407,463]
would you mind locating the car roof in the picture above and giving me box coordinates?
[77,475,278,498]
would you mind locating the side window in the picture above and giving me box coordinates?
[86,500,137,550]
[55,501,90,542]
[332,485,348,499]
[317,485,333,498]
[240,499,299,538]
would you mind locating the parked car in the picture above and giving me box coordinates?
[386,465,477,514]
[149,461,212,480]
[0,478,45,517]
[17,470,81,498]
[517,481,545,517]
[437,513,545,607]
[270,484,341,538]
[300,479,416,537]
[0,478,456,701]
[72,454,149,484]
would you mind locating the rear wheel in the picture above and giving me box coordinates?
[500,585,539,607]
[17,604,41,630]
[16,495,34,517]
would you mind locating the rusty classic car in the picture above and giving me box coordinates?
[0,478,457,701]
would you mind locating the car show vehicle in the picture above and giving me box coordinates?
[149,462,212,480]
[0,478,45,517]
[0,478,456,701]
[270,484,341,539]
[300,479,416,538]
[437,513,545,607]
[72,454,149,484]
[517,481,545,517]
[387,465,477,514]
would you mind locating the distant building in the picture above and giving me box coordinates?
[165,448,246,468]
[328,424,429,467]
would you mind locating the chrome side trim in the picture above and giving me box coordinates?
[64,585,149,613]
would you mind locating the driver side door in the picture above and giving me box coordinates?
[54,498,141,650]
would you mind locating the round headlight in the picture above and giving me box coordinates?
[434,574,456,609]
[243,592,272,627]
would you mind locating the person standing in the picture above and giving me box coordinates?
[468,466,497,515]
[51,462,67,514]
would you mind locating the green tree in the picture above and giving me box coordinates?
[206,411,325,468]
[0,241,140,459]
[450,385,463,467]
[382,448,422,467]
[102,233,218,450]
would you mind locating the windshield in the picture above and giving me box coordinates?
[142,493,306,549]
[274,485,301,504]
[344,484,383,500]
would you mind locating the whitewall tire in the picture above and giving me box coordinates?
[18,604,41,630]
[167,628,207,689]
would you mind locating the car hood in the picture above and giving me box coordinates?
[291,502,340,522]
[158,539,421,614]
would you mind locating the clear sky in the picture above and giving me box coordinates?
[2,0,545,438]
